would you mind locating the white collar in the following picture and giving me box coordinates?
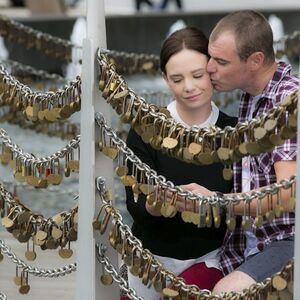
[167,101,219,128]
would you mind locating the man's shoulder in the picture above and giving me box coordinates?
[276,61,300,90]
[267,62,299,104]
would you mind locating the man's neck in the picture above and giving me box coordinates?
[246,62,278,96]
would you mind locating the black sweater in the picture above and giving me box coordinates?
[126,111,237,260]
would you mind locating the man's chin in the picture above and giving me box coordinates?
[213,83,232,92]
[212,83,223,91]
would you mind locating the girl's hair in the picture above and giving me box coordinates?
[160,26,209,73]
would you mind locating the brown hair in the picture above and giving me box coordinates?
[160,27,209,74]
[210,10,275,64]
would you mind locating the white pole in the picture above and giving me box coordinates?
[293,62,300,298]
[76,0,118,299]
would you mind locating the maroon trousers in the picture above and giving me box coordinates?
[121,262,223,299]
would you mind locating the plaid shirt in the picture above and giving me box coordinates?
[219,62,299,275]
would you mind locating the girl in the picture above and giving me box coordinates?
[124,27,237,299]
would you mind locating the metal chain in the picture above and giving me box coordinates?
[0,15,75,62]
[97,51,298,143]
[0,182,77,227]
[0,64,81,108]
[1,59,67,84]
[0,239,76,277]
[95,112,296,205]
[96,177,293,299]
[0,292,7,300]
[0,12,298,70]
[0,128,80,166]
[96,244,144,300]
[103,33,300,73]
[0,106,80,140]
[97,52,298,174]
[106,49,160,74]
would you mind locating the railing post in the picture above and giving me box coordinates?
[76,0,119,299]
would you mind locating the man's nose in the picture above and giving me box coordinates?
[207,58,216,73]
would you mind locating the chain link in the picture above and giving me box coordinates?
[1,59,67,84]
[97,51,298,175]
[0,15,74,62]
[0,64,81,109]
[0,292,7,300]
[0,239,76,277]
[96,244,145,300]
[0,128,80,166]
[95,177,287,299]
[95,112,296,205]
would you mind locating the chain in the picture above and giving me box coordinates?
[97,51,298,163]
[103,31,300,74]
[0,12,298,69]
[0,292,7,300]
[106,49,160,74]
[0,64,81,110]
[95,244,144,300]
[0,128,80,166]
[0,105,80,140]
[95,112,296,205]
[1,59,67,84]
[0,239,76,277]
[95,177,295,299]
[0,15,75,62]
[98,51,297,138]
[0,182,77,228]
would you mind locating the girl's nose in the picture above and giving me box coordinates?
[183,79,195,92]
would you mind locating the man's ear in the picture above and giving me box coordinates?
[247,51,265,70]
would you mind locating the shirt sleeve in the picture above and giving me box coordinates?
[125,128,162,227]
[272,90,298,163]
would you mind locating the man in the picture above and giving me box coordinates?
[180,10,299,293]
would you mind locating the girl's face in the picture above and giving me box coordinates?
[163,48,213,112]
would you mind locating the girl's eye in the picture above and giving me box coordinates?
[172,79,182,83]
[194,74,203,79]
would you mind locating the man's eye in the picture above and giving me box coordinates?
[217,60,228,66]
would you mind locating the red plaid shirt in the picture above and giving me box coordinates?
[219,62,299,274]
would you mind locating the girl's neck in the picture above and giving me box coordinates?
[176,102,212,126]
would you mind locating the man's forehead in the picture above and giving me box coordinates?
[209,31,236,48]
[208,32,238,56]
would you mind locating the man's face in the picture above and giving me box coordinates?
[207,31,250,92]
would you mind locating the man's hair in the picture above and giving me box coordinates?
[210,10,275,64]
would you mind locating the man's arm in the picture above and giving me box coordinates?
[178,160,296,215]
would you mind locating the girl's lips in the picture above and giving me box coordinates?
[184,93,202,100]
